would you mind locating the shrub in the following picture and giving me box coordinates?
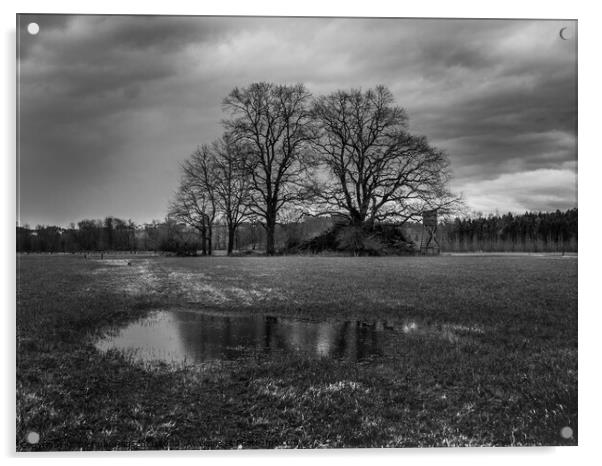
[335,226,385,256]
[290,223,417,256]
[158,238,200,256]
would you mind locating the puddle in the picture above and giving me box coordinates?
[95,310,479,365]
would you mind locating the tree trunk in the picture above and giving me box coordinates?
[363,216,375,232]
[200,228,207,256]
[251,223,257,250]
[350,210,365,228]
[263,202,278,255]
[265,226,275,255]
[227,224,235,256]
[207,223,213,256]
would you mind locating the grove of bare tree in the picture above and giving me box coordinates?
[171,83,461,255]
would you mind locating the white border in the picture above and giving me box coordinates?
[3,1,599,465]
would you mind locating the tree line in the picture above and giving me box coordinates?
[17,218,138,254]
[403,209,578,253]
[439,209,578,252]
[16,217,239,255]
[16,209,577,254]
[15,215,328,254]
[170,82,460,255]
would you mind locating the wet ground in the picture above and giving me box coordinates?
[18,254,577,448]
[96,310,392,363]
[95,309,485,365]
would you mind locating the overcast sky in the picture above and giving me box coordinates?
[17,15,577,227]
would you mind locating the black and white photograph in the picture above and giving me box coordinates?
[15,12,578,451]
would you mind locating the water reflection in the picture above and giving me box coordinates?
[95,310,397,364]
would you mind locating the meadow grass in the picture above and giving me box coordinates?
[16,253,577,450]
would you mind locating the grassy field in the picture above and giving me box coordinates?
[16,253,578,450]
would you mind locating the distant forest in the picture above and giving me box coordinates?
[406,208,577,253]
[17,208,577,254]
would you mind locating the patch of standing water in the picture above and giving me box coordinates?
[95,310,481,365]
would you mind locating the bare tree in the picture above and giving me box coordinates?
[211,135,253,255]
[223,82,315,255]
[169,177,208,254]
[170,147,217,255]
[311,85,461,227]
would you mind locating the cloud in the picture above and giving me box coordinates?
[17,15,577,226]
[456,168,578,214]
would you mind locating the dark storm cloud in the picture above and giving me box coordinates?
[17,15,577,226]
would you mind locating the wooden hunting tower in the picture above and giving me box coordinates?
[420,209,440,255]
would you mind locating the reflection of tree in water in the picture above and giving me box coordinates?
[172,311,387,362]
[174,313,263,362]
[331,321,385,361]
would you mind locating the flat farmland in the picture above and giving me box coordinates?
[16,254,578,450]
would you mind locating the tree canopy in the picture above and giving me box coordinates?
[311,85,460,226]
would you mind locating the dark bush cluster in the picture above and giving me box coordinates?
[158,238,201,256]
[289,223,417,256]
